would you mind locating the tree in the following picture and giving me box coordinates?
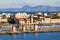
[7,16,19,24]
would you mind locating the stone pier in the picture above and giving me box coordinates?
[12,25,17,32]
[22,25,26,32]
[34,24,38,31]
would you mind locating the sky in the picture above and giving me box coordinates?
[0,0,60,8]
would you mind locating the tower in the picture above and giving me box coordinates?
[30,14,33,23]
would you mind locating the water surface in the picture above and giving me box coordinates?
[0,32,60,40]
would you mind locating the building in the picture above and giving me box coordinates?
[15,12,30,19]
[5,13,11,18]
[57,12,60,17]
[34,13,45,23]
[37,12,42,15]
[18,18,30,24]
[0,19,7,23]
[0,14,2,19]
[44,13,48,16]
[1,13,11,19]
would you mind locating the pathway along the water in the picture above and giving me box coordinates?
[0,24,60,35]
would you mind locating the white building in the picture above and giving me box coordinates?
[6,13,11,18]
[37,12,42,15]
[44,13,48,16]
[2,13,6,15]
[15,12,30,18]
[2,13,11,18]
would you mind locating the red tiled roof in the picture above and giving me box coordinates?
[18,18,30,21]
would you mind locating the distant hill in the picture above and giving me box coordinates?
[0,5,60,12]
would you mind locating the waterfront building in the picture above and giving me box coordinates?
[5,13,11,18]
[43,17,60,24]
[0,19,7,22]
[33,16,39,23]
[44,13,48,16]
[15,12,32,24]
[18,18,30,24]
[15,12,30,19]
[2,13,6,15]
[50,13,57,19]
[35,13,45,23]
[44,18,51,24]
[37,12,42,15]
[0,14,2,19]
[0,13,8,23]
[1,13,11,19]
[57,12,60,18]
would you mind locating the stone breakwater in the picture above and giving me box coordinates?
[0,23,60,35]
[0,29,60,35]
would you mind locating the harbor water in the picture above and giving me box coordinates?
[0,32,60,40]
[0,24,60,40]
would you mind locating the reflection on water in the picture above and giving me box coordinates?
[0,32,60,40]
[12,33,38,40]
[22,33,26,40]
[12,34,16,40]
[0,25,60,40]
[34,33,38,40]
